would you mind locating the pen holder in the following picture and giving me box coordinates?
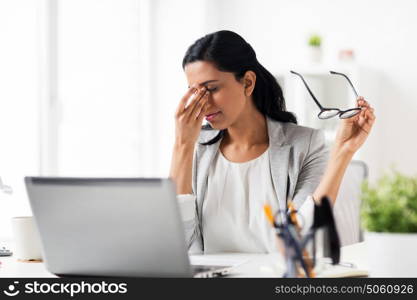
[267,196,340,278]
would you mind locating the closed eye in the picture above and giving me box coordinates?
[206,87,218,92]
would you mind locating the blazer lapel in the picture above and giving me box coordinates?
[267,117,292,217]
[196,131,222,226]
[196,119,292,215]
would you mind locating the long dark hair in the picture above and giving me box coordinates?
[182,30,297,145]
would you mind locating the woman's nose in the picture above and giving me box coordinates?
[206,93,215,105]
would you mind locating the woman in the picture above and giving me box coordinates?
[170,30,375,254]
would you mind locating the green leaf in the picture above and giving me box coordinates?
[361,169,417,233]
[308,35,321,47]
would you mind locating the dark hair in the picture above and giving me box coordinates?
[182,30,297,145]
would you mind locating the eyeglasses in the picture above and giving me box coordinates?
[290,70,362,119]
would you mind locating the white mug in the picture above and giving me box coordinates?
[11,216,43,261]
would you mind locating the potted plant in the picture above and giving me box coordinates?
[308,34,322,63]
[361,170,417,277]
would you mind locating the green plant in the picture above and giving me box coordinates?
[308,34,321,47]
[361,170,417,233]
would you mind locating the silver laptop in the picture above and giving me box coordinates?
[25,177,235,278]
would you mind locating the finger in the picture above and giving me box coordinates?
[356,96,364,106]
[360,106,367,118]
[356,112,367,128]
[360,108,375,133]
[357,105,369,123]
[189,90,209,120]
[194,93,210,120]
[186,88,208,117]
[366,107,376,120]
[359,101,371,119]
[176,87,197,115]
[362,105,373,117]
[357,98,370,108]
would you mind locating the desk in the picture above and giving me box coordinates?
[0,240,368,278]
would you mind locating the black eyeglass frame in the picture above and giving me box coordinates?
[290,70,362,119]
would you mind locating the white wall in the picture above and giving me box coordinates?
[199,0,417,182]
[46,0,214,178]
[150,0,218,176]
[0,0,40,236]
[55,0,144,177]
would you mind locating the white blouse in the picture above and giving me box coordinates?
[176,150,315,254]
[202,148,280,253]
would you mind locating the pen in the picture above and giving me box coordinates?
[263,204,275,226]
[264,203,316,278]
[287,202,315,278]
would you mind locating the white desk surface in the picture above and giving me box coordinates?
[0,239,368,278]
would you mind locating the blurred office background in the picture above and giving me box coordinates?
[1,0,417,237]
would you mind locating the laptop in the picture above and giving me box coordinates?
[24,177,237,278]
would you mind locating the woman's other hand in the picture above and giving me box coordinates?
[334,96,376,154]
[314,97,376,204]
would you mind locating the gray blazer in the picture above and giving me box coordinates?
[186,116,329,253]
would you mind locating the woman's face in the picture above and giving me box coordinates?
[184,61,249,130]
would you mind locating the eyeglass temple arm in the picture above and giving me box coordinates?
[290,71,324,110]
[329,71,359,98]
